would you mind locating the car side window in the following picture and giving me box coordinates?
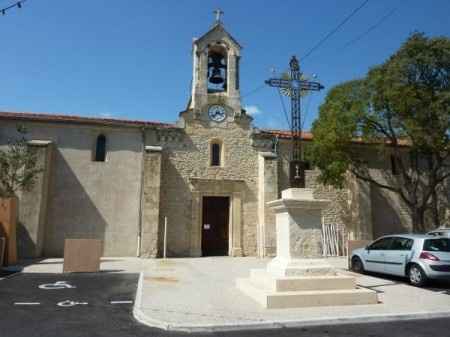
[390,237,414,250]
[368,237,394,250]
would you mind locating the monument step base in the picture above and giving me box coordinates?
[236,278,378,309]
[266,258,337,277]
[249,269,356,292]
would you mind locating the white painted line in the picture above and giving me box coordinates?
[14,302,41,306]
[110,300,133,304]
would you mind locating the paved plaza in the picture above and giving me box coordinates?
[1,270,449,337]
[13,256,450,332]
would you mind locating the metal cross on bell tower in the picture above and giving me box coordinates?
[266,56,324,188]
[213,9,224,23]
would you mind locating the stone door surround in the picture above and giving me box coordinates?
[189,178,244,257]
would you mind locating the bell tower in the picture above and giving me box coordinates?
[187,10,242,121]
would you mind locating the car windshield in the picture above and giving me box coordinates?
[423,238,450,252]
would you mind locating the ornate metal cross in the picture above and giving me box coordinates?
[266,56,324,188]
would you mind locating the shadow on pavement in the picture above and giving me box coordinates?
[355,271,450,295]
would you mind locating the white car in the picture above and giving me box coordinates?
[427,228,450,238]
[351,234,450,286]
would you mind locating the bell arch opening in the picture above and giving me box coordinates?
[207,44,227,93]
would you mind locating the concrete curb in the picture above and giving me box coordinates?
[133,272,172,330]
[132,271,450,333]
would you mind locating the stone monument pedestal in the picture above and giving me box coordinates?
[237,188,377,309]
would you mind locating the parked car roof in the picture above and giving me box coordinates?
[379,234,434,239]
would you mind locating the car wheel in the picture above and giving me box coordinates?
[408,264,427,287]
[351,256,364,273]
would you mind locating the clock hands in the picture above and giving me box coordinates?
[208,105,225,121]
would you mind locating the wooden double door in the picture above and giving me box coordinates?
[201,196,230,256]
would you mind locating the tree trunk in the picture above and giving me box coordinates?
[431,190,440,229]
[411,206,426,233]
[0,197,18,266]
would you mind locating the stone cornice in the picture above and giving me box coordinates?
[267,198,330,213]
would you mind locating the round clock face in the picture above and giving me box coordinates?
[208,105,226,122]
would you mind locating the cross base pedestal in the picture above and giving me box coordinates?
[236,272,377,309]
[237,188,378,309]
[266,257,335,277]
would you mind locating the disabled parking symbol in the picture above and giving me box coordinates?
[38,281,76,290]
[57,300,88,307]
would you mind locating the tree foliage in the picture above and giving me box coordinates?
[0,126,42,197]
[310,32,450,230]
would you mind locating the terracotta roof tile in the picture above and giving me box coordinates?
[262,129,410,146]
[0,111,176,129]
[261,129,313,140]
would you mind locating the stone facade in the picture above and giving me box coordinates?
[17,140,53,258]
[0,120,145,257]
[140,146,163,258]
[0,18,440,259]
[153,118,262,256]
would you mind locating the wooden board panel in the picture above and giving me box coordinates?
[0,237,5,267]
[63,239,103,273]
[0,197,18,265]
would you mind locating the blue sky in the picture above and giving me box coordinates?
[1,0,449,130]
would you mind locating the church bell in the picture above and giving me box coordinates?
[208,53,225,85]
[209,68,224,84]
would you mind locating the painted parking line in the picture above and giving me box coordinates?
[12,300,133,306]
[110,300,133,304]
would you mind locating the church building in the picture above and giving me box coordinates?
[0,17,411,259]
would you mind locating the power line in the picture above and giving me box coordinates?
[269,1,371,131]
[301,93,313,130]
[241,83,266,99]
[1,0,27,16]
[244,0,397,132]
[277,88,291,130]
[341,7,398,50]
[301,0,370,61]
[243,1,370,106]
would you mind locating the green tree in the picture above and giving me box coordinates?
[310,33,450,232]
[0,126,42,197]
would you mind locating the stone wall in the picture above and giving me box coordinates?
[369,170,412,237]
[17,141,53,258]
[277,141,351,227]
[140,146,162,258]
[275,139,443,241]
[152,117,261,256]
[0,121,143,257]
[257,152,278,257]
[3,114,446,259]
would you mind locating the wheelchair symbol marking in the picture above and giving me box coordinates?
[57,300,88,307]
[38,281,76,290]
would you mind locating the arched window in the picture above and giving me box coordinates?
[210,141,222,167]
[94,134,107,162]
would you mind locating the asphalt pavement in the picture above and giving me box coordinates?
[0,272,449,337]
